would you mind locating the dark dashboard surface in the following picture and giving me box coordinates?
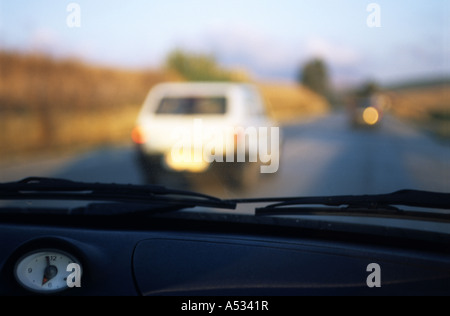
[1,213,449,296]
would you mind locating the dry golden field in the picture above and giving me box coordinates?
[387,82,450,139]
[257,81,330,123]
[0,52,331,161]
[0,52,181,160]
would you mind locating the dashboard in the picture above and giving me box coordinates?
[1,212,449,297]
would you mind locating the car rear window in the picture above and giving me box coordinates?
[155,96,227,115]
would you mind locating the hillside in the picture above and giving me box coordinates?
[257,82,330,123]
[0,52,182,159]
[385,78,450,140]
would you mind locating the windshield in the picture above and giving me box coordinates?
[0,1,449,226]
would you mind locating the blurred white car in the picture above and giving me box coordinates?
[132,82,280,188]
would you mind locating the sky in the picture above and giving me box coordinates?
[0,0,449,87]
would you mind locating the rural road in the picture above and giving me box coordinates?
[1,112,449,203]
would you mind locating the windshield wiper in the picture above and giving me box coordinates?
[1,179,449,222]
[230,190,450,223]
[0,177,236,212]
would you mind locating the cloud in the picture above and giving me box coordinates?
[353,38,450,85]
[28,28,61,54]
[22,27,102,66]
[176,24,302,80]
[304,37,362,67]
[175,26,367,83]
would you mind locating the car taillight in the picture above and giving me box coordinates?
[131,126,146,144]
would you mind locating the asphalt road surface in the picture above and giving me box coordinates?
[1,112,449,202]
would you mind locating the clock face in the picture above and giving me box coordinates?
[14,249,82,294]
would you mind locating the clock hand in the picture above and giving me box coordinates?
[42,256,58,285]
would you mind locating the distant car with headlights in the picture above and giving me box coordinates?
[132,82,280,188]
[350,95,384,127]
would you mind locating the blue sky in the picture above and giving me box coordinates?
[0,0,449,86]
